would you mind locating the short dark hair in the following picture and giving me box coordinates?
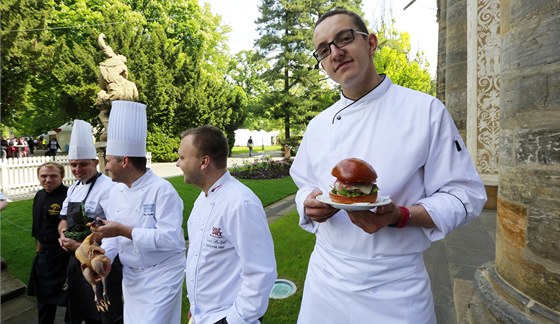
[113,156,147,172]
[180,125,228,169]
[37,162,65,178]
[315,9,369,34]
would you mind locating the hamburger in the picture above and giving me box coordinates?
[329,158,378,204]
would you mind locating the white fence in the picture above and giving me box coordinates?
[0,153,151,200]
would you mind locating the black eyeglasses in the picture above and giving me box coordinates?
[313,29,369,62]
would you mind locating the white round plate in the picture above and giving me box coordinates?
[316,194,392,211]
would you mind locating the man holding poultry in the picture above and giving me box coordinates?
[91,101,186,324]
[58,120,123,324]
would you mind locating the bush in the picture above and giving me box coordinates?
[230,158,293,179]
[146,126,180,162]
[279,136,302,149]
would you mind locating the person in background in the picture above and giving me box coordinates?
[177,125,276,324]
[28,137,36,155]
[27,162,70,324]
[17,137,29,157]
[48,137,61,157]
[1,137,8,159]
[290,9,487,323]
[247,136,254,157]
[0,192,11,211]
[58,120,123,324]
[92,101,186,324]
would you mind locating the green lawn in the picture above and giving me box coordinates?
[231,145,282,156]
[1,175,315,323]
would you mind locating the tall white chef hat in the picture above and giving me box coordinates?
[106,100,147,157]
[67,120,97,160]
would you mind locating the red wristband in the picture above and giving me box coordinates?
[389,206,411,228]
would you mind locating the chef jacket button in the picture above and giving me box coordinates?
[337,116,342,120]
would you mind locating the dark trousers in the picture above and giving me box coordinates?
[38,303,70,324]
[214,317,263,324]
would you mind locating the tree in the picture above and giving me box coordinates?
[253,0,433,140]
[375,22,434,95]
[0,0,73,135]
[254,0,363,139]
[1,0,247,161]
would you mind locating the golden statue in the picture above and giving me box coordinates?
[95,33,138,141]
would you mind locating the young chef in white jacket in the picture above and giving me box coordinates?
[93,101,186,324]
[58,120,123,323]
[290,9,487,323]
[177,125,277,324]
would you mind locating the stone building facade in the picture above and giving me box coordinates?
[437,0,560,322]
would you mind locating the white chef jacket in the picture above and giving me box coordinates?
[61,173,114,220]
[186,171,277,324]
[102,169,186,324]
[290,76,486,323]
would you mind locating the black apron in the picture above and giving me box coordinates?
[28,243,70,305]
[64,173,101,241]
[64,173,124,323]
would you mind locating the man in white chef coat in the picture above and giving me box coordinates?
[92,100,186,324]
[177,125,277,324]
[58,120,123,323]
[290,9,487,323]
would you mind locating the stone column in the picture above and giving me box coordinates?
[445,0,468,139]
[436,0,447,103]
[469,1,560,322]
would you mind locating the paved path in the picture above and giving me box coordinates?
[2,158,496,323]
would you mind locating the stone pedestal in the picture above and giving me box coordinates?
[95,141,108,175]
[468,262,560,323]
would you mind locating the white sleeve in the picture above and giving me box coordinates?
[417,102,487,240]
[289,132,320,233]
[131,185,184,252]
[226,200,277,322]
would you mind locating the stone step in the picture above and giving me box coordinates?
[1,269,27,304]
[1,295,37,323]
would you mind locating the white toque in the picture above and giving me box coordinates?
[106,100,147,157]
[67,120,97,160]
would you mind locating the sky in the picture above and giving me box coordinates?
[201,0,438,76]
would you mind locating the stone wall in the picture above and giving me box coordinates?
[497,0,560,313]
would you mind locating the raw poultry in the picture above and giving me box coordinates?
[74,232,112,312]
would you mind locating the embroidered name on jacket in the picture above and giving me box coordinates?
[206,226,226,249]
[143,204,155,217]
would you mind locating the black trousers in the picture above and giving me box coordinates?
[38,303,70,324]
[214,316,263,324]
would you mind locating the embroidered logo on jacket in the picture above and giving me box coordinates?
[48,203,62,216]
[206,226,226,249]
[211,226,223,238]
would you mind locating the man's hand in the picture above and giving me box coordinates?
[59,232,81,252]
[347,203,401,234]
[304,189,339,223]
[91,218,133,240]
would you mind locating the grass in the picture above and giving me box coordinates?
[2,175,315,323]
[266,211,315,323]
[231,145,282,156]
